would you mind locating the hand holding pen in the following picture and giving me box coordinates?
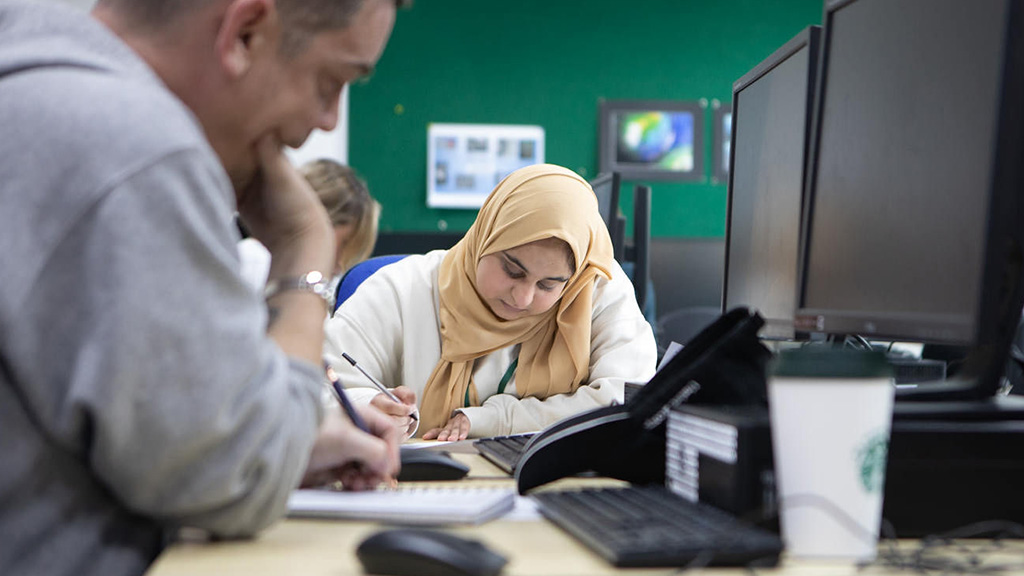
[341,353,420,436]
[300,362,400,490]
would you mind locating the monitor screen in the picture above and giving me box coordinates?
[588,172,620,232]
[797,0,1006,343]
[599,100,705,182]
[796,0,1024,400]
[723,26,820,340]
[588,172,625,259]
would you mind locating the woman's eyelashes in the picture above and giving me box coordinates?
[503,264,559,293]
[502,262,524,280]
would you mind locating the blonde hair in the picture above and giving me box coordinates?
[299,159,381,274]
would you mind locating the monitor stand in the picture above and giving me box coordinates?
[894,393,1024,421]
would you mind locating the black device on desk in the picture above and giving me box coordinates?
[508,313,772,569]
[515,307,770,494]
[398,448,470,482]
[533,486,781,568]
[356,528,507,576]
[472,433,534,475]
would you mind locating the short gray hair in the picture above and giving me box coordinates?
[95,0,411,56]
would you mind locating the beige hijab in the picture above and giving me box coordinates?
[418,164,616,433]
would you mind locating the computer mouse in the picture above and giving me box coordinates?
[356,528,508,576]
[397,449,471,482]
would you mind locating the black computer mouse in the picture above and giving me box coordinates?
[397,449,471,482]
[356,528,508,576]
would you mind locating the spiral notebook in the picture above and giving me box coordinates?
[287,487,516,525]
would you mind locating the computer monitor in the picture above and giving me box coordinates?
[589,170,618,226]
[795,0,1024,400]
[589,172,619,230]
[588,172,626,261]
[722,26,821,341]
[632,184,652,313]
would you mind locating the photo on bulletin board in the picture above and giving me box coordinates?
[427,123,545,209]
[599,99,705,182]
[712,102,732,184]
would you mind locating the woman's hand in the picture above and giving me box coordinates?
[422,412,471,441]
[369,386,418,440]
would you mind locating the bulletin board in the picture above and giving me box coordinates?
[427,123,545,209]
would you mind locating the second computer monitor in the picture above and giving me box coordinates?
[722,26,820,340]
[797,0,1010,344]
[796,0,1024,400]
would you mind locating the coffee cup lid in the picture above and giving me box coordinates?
[771,346,892,378]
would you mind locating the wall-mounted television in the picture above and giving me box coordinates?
[599,99,705,182]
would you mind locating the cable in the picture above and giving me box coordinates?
[775,494,1024,574]
[873,520,1024,574]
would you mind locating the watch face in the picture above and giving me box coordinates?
[265,271,332,306]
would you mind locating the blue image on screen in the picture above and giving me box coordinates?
[615,111,695,172]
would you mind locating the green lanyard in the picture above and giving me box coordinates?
[464,356,519,407]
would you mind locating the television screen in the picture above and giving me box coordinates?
[600,100,705,182]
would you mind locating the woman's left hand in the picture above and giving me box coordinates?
[422,412,471,441]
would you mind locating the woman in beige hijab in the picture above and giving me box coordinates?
[324,164,657,440]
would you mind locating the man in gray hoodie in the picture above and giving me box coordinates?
[0,0,404,574]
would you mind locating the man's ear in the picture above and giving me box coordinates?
[215,0,278,79]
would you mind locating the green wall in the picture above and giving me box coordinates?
[349,0,822,238]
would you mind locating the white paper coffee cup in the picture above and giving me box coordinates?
[768,347,894,561]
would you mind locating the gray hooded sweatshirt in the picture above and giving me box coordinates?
[0,2,323,575]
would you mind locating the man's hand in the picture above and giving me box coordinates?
[237,134,333,274]
[422,412,471,441]
[368,386,418,440]
[301,404,400,490]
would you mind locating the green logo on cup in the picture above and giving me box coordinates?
[857,432,888,493]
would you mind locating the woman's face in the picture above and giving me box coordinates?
[475,238,574,320]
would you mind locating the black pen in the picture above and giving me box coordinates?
[324,361,369,432]
[341,352,419,422]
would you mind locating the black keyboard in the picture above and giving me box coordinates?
[533,486,782,568]
[472,433,535,474]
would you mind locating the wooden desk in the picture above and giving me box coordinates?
[149,451,1024,576]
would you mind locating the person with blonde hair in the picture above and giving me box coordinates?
[325,163,657,441]
[300,158,381,279]
[241,159,381,297]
